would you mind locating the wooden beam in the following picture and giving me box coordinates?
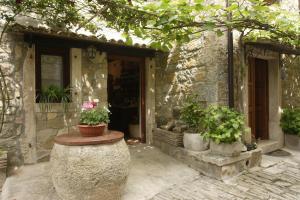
[24,33,157,57]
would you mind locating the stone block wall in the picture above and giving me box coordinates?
[282,55,300,108]
[155,33,228,125]
[0,31,26,171]
[35,104,79,161]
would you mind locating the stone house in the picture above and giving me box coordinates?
[0,0,299,171]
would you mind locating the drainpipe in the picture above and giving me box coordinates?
[226,0,234,108]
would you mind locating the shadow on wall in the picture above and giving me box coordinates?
[155,35,228,126]
[282,55,300,108]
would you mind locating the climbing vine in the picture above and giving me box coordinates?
[0,0,299,134]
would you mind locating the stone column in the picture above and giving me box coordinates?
[268,59,283,148]
[145,57,156,144]
[21,45,37,164]
[70,48,82,109]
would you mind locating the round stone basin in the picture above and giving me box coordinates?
[50,130,130,200]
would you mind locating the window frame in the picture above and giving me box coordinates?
[35,45,70,102]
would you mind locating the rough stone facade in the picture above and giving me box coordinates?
[0,32,26,171]
[0,28,111,168]
[282,55,300,108]
[155,33,228,125]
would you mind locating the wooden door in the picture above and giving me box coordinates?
[248,58,269,140]
[107,55,146,142]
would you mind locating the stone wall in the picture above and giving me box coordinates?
[155,33,228,125]
[0,32,26,171]
[0,28,110,167]
[35,49,109,161]
[35,104,79,161]
[282,55,300,108]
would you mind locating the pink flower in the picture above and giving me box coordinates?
[82,101,97,110]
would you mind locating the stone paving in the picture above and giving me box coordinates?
[151,161,300,200]
[2,145,300,200]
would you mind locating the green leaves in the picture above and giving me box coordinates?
[180,95,206,133]
[280,108,300,136]
[202,106,245,144]
[80,107,110,126]
[0,0,298,51]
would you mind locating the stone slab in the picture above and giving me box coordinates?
[154,139,262,180]
[54,130,123,146]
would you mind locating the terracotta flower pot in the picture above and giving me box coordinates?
[77,124,106,137]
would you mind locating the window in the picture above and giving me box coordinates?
[35,46,70,102]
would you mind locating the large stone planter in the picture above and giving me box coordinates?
[50,131,130,200]
[210,141,245,157]
[285,134,300,150]
[183,133,209,151]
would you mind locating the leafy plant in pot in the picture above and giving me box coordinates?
[202,106,247,156]
[180,95,209,151]
[78,102,110,137]
[280,107,300,149]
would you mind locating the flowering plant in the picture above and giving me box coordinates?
[79,101,110,126]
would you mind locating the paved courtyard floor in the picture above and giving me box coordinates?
[1,144,300,200]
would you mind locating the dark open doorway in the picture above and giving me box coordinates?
[107,55,146,142]
[248,58,269,140]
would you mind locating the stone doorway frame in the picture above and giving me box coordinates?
[243,47,284,152]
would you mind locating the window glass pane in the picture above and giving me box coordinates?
[41,55,63,89]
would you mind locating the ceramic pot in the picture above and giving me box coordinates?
[285,134,300,150]
[77,124,106,137]
[183,133,209,151]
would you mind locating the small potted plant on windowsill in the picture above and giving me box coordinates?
[280,107,300,150]
[78,102,110,137]
[202,106,247,157]
[180,95,209,151]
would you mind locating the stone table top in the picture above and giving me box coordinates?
[54,130,124,146]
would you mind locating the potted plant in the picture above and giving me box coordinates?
[202,106,247,157]
[180,95,209,151]
[78,101,110,137]
[37,85,72,112]
[280,107,300,150]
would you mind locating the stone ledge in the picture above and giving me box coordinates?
[154,139,262,180]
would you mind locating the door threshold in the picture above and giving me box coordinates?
[257,140,281,154]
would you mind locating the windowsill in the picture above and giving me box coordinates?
[35,102,77,113]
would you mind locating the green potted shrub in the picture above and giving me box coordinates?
[180,95,209,151]
[37,85,71,112]
[202,106,247,156]
[280,108,300,150]
[78,102,110,137]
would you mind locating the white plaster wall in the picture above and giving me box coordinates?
[81,51,108,107]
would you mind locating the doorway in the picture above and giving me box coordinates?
[248,58,269,140]
[107,55,146,142]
